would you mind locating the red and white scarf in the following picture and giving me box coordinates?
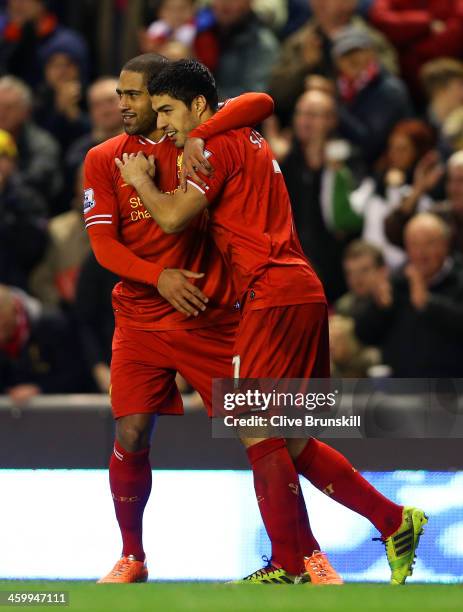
[338,60,380,104]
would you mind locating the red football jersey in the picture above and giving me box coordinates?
[188,128,326,310]
[84,133,238,330]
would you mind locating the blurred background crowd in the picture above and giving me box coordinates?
[1,0,463,403]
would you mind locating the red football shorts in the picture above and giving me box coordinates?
[232,302,330,379]
[110,322,237,418]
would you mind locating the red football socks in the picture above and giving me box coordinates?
[297,491,320,557]
[247,438,317,574]
[109,440,152,560]
[295,438,403,538]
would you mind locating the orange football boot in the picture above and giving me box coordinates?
[303,551,344,585]
[97,555,148,583]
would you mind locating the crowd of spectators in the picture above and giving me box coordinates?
[1,0,463,400]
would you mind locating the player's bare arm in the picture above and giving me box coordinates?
[115,151,208,234]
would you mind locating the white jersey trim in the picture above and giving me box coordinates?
[187,179,206,195]
[85,214,112,220]
[140,134,166,145]
[85,220,113,228]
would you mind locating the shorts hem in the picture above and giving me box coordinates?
[111,406,184,419]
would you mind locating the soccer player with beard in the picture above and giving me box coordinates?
[83,53,277,583]
[117,58,428,586]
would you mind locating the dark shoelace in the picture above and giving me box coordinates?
[243,555,274,580]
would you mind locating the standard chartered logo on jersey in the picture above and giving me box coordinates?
[128,187,179,222]
[129,196,152,222]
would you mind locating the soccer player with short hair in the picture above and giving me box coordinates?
[117,58,428,585]
[83,53,277,583]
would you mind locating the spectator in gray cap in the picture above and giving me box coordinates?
[334,25,412,165]
[332,26,373,58]
[269,0,397,125]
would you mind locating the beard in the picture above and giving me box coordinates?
[123,113,157,137]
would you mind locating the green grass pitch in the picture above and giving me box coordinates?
[0,582,461,612]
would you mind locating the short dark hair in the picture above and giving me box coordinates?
[343,240,385,267]
[148,59,218,110]
[122,53,169,86]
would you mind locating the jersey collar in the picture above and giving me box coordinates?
[138,134,166,145]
